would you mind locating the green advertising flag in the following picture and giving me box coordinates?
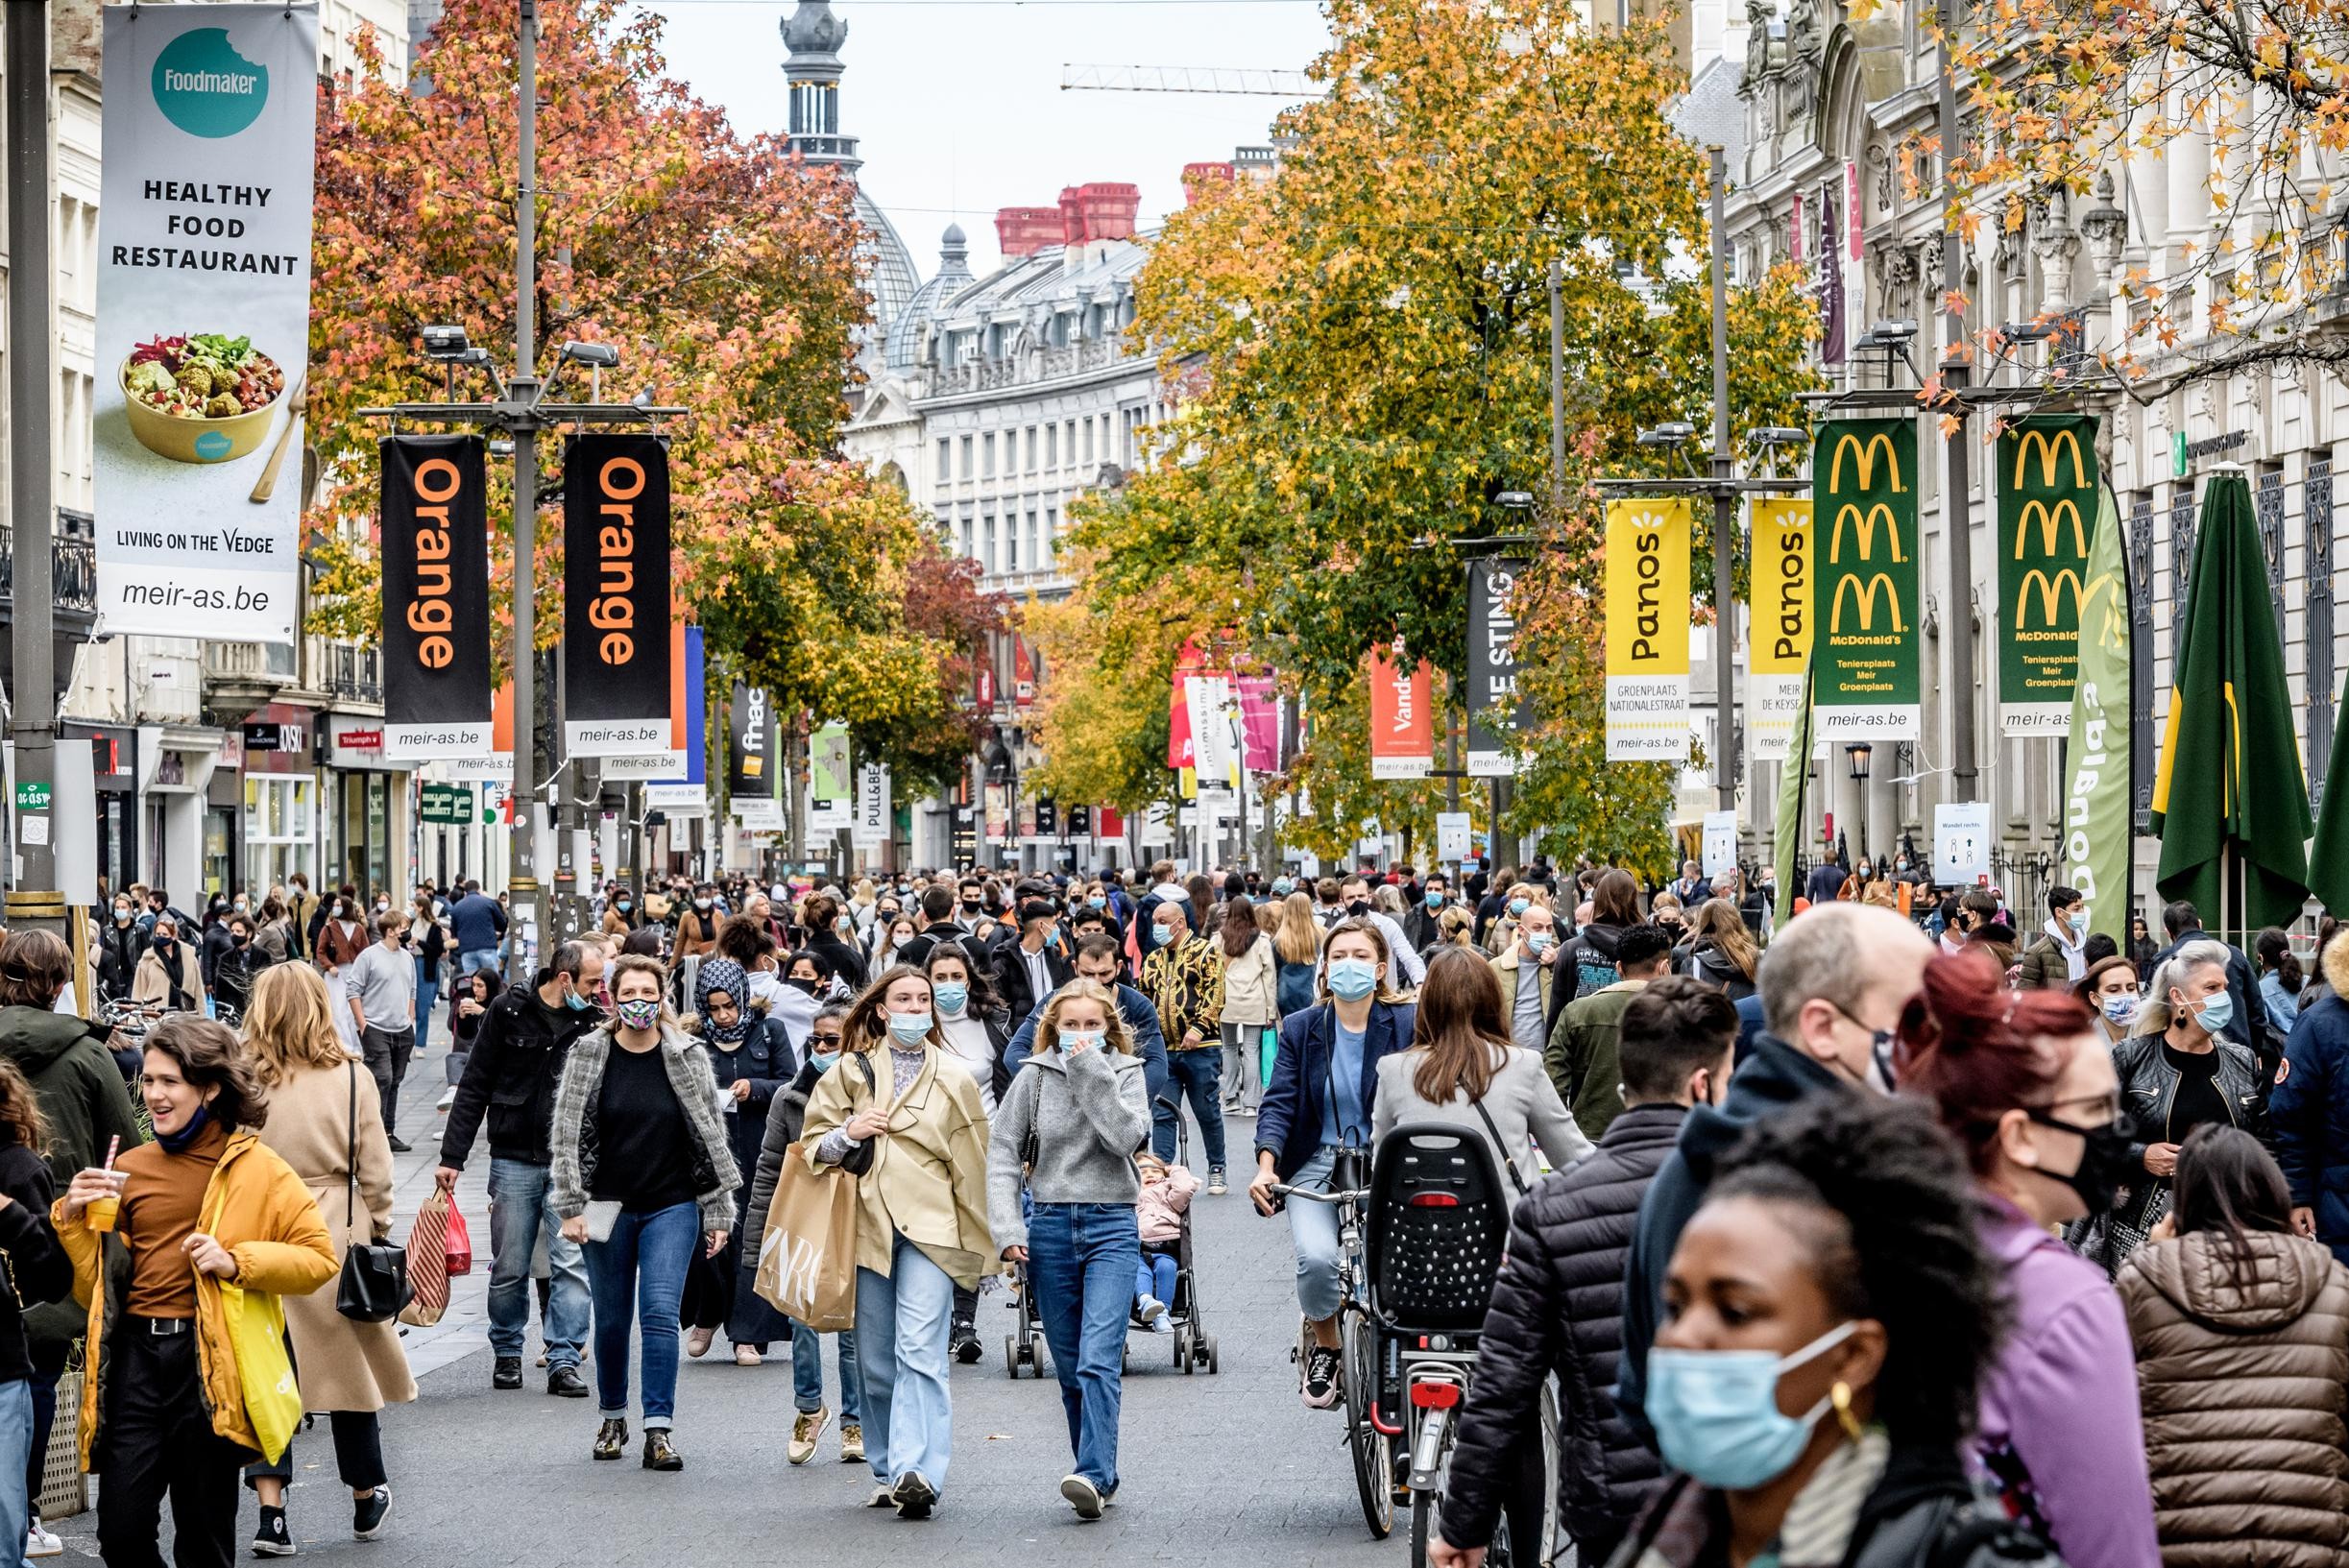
[2059,486,2131,943]
[2308,679,2349,911]
[1774,657,1815,931]
[2151,471,2313,936]
[1811,420,1921,741]
[1998,417,2099,737]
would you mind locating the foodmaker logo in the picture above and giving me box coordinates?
[152,29,269,138]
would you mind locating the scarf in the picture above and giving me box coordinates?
[694,957,752,1045]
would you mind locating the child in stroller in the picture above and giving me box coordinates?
[1133,1153,1198,1329]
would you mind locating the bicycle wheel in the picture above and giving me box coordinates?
[1344,1313,1393,1538]
[1411,1487,1441,1568]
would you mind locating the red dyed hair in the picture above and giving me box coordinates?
[1894,947,2095,1173]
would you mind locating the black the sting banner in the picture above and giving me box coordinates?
[380,436,493,759]
[562,433,672,757]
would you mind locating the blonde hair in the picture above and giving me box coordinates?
[241,963,352,1086]
[1036,978,1134,1055]
[1274,891,1321,965]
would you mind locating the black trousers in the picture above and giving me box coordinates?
[358,1025,413,1134]
[98,1320,254,1568]
[243,1411,385,1493]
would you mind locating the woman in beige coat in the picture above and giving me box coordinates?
[237,963,417,1555]
[1217,898,1278,1116]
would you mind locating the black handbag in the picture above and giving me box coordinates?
[336,1062,414,1322]
[837,1052,882,1176]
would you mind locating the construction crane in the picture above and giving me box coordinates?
[1060,63,1321,96]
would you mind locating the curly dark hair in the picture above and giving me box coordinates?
[143,1013,268,1131]
[1708,1093,2006,1449]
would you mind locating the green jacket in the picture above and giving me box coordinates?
[0,1005,146,1353]
[1546,980,1648,1142]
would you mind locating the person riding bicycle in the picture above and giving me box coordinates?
[1248,918,1417,1409]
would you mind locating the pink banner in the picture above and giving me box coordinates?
[1236,675,1279,772]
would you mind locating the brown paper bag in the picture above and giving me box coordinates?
[753,1144,859,1333]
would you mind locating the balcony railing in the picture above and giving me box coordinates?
[0,512,98,613]
[324,642,381,704]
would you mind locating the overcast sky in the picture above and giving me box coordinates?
[639,0,1332,277]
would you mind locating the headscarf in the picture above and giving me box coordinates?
[694,957,752,1045]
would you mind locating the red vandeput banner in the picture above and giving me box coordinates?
[1167,639,1206,769]
[1368,639,1433,780]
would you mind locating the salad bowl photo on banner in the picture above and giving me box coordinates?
[92,3,319,644]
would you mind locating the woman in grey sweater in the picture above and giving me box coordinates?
[985,979,1150,1521]
[1372,947,1590,1194]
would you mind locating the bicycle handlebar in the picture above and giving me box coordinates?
[1267,1185,1368,1206]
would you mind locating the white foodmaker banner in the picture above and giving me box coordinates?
[94,3,318,644]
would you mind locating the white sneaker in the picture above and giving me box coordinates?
[435,1085,456,1112]
[27,1519,61,1557]
[1149,1316,1174,1335]
[1135,1294,1167,1325]
[1061,1474,1104,1521]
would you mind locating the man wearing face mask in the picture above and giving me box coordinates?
[1335,877,1426,988]
[994,901,1073,1025]
[1617,902,1931,1435]
[2015,886,2091,990]
[1436,977,1739,1568]
[1401,873,1450,954]
[436,942,605,1397]
[1140,903,1228,1191]
[347,911,420,1151]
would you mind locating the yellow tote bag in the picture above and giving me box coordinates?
[216,1283,301,1461]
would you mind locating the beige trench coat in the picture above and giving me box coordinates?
[258,1059,418,1413]
[801,1042,999,1291]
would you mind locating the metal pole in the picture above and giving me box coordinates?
[1707,145,1737,816]
[505,0,542,981]
[1940,0,1977,803]
[7,0,60,930]
[1548,257,1566,522]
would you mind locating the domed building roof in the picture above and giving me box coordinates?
[886,223,974,371]
[781,0,847,61]
[778,0,923,335]
[860,188,921,333]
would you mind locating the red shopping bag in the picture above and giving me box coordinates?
[444,1199,472,1276]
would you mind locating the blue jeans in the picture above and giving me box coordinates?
[1029,1203,1140,1493]
[459,946,499,979]
[583,1201,700,1428]
[854,1232,956,1490]
[1134,1249,1177,1303]
[0,1378,29,1568]
[1163,1049,1226,1167]
[413,959,438,1056]
[1286,1146,1344,1321]
[791,1321,862,1422]
[486,1158,590,1368]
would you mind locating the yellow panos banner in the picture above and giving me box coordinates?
[1747,498,1813,762]
[1604,497,1692,761]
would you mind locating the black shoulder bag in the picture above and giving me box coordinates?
[837,1051,883,1176]
[336,1061,414,1322]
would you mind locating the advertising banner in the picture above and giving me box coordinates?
[1185,675,1241,789]
[809,723,852,832]
[1747,499,1813,762]
[1997,416,2100,736]
[1603,498,1692,761]
[729,683,769,795]
[1236,675,1281,773]
[1367,639,1433,780]
[854,764,891,850]
[447,682,513,782]
[601,620,696,781]
[561,433,671,758]
[2062,486,2133,941]
[1465,557,1530,777]
[1812,420,1921,740]
[380,436,491,759]
[93,3,318,643]
[639,627,705,798]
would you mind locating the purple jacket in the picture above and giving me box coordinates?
[1972,1192,2159,1568]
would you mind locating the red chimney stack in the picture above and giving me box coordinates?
[995,206,1065,258]
[997,181,1144,257]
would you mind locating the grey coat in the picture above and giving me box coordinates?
[549,1023,741,1234]
[985,1044,1150,1253]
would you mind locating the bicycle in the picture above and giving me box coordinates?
[1271,1144,1394,1539]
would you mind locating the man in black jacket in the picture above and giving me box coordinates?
[993,898,1074,1023]
[1435,977,1737,1568]
[435,941,604,1396]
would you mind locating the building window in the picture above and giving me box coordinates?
[1082,420,1094,465]
[1025,426,1037,471]
[959,434,974,478]
[982,513,997,574]
[982,433,996,478]
[936,438,952,487]
[1045,424,1057,469]
[960,510,975,562]
[1064,420,1077,466]
[1027,510,1039,570]
[1042,507,1056,566]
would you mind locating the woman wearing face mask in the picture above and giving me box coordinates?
[986,981,1150,1520]
[2101,942,2266,1269]
[599,889,641,937]
[548,955,740,1471]
[132,917,207,1017]
[2072,955,2141,1048]
[924,948,1009,1119]
[742,1002,863,1468]
[96,895,144,1002]
[682,959,794,1367]
[801,966,996,1519]
[1896,946,2160,1568]
[1625,1092,2028,1568]
[313,891,368,1056]
[1248,920,1417,1410]
[874,915,918,971]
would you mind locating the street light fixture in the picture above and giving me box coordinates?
[1494,491,1536,510]
[420,324,472,360]
[1635,422,1696,447]
[1847,741,1873,782]
[1746,427,1808,448]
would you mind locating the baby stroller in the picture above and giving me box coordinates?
[1005,1111,1219,1377]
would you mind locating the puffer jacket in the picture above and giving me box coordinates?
[2119,1229,2349,1568]
[1441,1102,1683,1554]
[2274,931,2349,1265]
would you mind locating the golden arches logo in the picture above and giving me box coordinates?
[1828,430,1904,494]
[1829,503,1906,565]
[1830,573,1904,633]
[2013,498,2088,560]
[2016,567,2087,629]
[2011,427,2088,491]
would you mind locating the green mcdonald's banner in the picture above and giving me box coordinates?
[2060,485,2131,943]
[1811,419,1921,741]
[1998,416,2101,737]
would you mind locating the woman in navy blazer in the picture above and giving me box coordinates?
[1247,918,1417,1409]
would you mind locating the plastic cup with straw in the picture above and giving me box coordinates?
[85,1135,122,1234]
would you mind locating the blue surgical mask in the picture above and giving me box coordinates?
[2067,909,2087,934]
[1327,957,1378,1001]
[564,989,592,1012]
[1423,890,1444,909]
[1061,1029,1104,1052]
[1086,896,1106,910]
[2193,992,2235,1037]
[887,1011,932,1046]
[1645,1321,1858,1490]
[1509,898,1529,917]
[1527,932,1555,954]
[2101,994,2138,1025]
[934,983,969,1016]
[810,1049,842,1073]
